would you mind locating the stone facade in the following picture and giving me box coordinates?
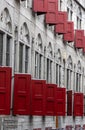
[0,0,85,130]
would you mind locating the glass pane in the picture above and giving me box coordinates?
[67,69,69,89]
[19,43,23,73]
[39,54,42,79]
[6,36,10,66]
[76,73,78,91]
[0,33,3,66]
[59,65,61,86]
[47,59,49,82]
[56,64,58,84]
[35,52,38,78]
[25,46,29,73]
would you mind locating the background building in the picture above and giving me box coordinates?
[0,0,85,130]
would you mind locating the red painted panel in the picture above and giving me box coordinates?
[63,22,74,42]
[13,74,31,115]
[55,11,67,34]
[45,84,57,115]
[83,36,85,53]
[56,87,66,116]
[0,67,12,115]
[45,127,52,130]
[83,95,85,116]
[83,125,85,130]
[33,0,47,14]
[66,126,72,130]
[75,30,84,48]
[67,90,72,116]
[45,0,58,25]
[31,80,46,115]
[75,125,81,130]
[73,93,83,116]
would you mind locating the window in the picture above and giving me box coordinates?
[35,51,38,78]
[76,7,82,29]
[56,64,61,86]
[60,0,63,11]
[0,8,12,67]
[6,36,10,66]
[55,49,62,86]
[67,0,73,20]
[62,60,65,86]
[34,34,43,79]
[0,33,3,66]
[25,46,29,73]
[19,23,30,73]
[39,54,42,79]
[56,64,58,84]
[76,61,82,92]
[35,51,42,79]
[67,69,72,89]
[47,58,52,83]
[76,73,81,92]
[19,43,23,73]
[66,56,73,90]
[73,65,76,91]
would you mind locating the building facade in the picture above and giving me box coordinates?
[0,0,85,130]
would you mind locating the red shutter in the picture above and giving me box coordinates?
[73,93,83,116]
[67,90,72,116]
[75,30,84,48]
[0,67,12,115]
[56,87,66,116]
[31,80,46,115]
[83,36,85,53]
[45,84,57,116]
[84,95,85,116]
[55,11,67,34]
[33,0,47,15]
[45,0,58,25]
[63,22,74,42]
[13,74,31,115]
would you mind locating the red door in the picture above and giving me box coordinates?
[0,67,12,115]
[13,74,31,115]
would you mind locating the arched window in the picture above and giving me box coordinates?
[55,49,62,86]
[35,33,43,79]
[76,61,82,92]
[76,7,82,29]
[66,56,73,90]
[19,22,30,73]
[67,0,73,20]
[0,8,12,66]
[62,59,66,87]
[46,42,53,83]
